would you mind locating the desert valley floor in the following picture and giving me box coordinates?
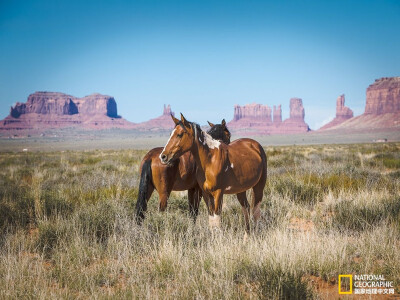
[0,132,399,299]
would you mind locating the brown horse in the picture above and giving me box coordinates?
[160,114,267,233]
[135,119,231,223]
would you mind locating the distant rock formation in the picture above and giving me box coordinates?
[163,104,173,116]
[318,77,400,131]
[320,94,353,130]
[279,98,310,134]
[133,104,175,131]
[1,91,135,130]
[228,98,310,135]
[273,105,282,124]
[233,103,272,122]
[228,103,273,133]
[289,98,304,120]
[365,77,400,114]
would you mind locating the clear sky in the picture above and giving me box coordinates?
[1,0,399,129]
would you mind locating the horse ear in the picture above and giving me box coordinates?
[221,119,226,127]
[171,114,180,125]
[207,121,215,127]
[180,113,190,128]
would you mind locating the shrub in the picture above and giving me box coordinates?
[75,201,118,242]
[329,195,400,231]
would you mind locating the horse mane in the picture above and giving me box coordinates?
[206,124,231,145]
[191,122,203,141]
[175,120,230,145]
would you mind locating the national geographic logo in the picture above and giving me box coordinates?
[338,275,352,294]
[339,274,395,295]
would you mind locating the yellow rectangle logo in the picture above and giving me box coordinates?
[339,275,353,294]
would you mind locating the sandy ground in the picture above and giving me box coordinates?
[0,127,399,151]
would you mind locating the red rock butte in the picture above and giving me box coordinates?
[133,104,176,131]
[1,92,136,130]
[319,77,400,131]
[228,98,310,135]
[319,94,353,130]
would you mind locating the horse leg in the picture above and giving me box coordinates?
[202,191,215,222]
[158,185,172,212]
[208,189,223,228]
[236,191,251,234]
[252,172,266,226]
[188,186,201,222]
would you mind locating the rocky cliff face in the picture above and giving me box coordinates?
[319,94,353,130]
[9,92,119,118]
[228,98,309,135]
[233,103,272,122]
[336,94,353,118]
[273,105,282,124]
[1,92,134,130]
[289,98,305,120]
[280,98,310,134]
[365,77,400,114]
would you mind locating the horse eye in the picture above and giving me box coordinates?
[177,133,184,138]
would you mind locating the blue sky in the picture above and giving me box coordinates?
[1,0,399,129]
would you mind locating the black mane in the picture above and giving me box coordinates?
[176,120,231,145]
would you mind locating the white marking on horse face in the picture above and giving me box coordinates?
[231,163,234,168]
[225,186,231,191]
[160,128,176,161]
[209,214,221,227]
[203,131,220,149]
[225,165,229,172]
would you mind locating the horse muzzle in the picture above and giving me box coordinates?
[160,152,176,165]
[160,153,169,165]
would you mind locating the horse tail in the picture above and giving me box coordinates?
[260,144,268,183]
[135,159,152,224]
[260,144,267,173]
[252,143,268,221]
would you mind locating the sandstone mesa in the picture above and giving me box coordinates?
[1,77,399,134]
[319,94,353,130]
[319,77,400,131]
[1,92,136,130]
[228,98,310,135]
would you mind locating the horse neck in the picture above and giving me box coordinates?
[191,126,221,171]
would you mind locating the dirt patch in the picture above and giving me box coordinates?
[288,217,315,232]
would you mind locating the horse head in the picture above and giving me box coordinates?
[160,113,196,165]
[207,119,231,144]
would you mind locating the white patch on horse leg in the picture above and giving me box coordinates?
[225,165,229,172]
[209,214,221,228]
[231,163,234,168]
[225,186,231,191]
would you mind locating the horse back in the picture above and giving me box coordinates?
[222,138,266,193]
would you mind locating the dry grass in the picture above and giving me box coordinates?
[0,143,399,299]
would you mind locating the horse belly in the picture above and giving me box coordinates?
[172,176,196,191]
[224,156,263,193]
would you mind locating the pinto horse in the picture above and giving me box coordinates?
[135,119,231,223]
[160,114,267,233]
